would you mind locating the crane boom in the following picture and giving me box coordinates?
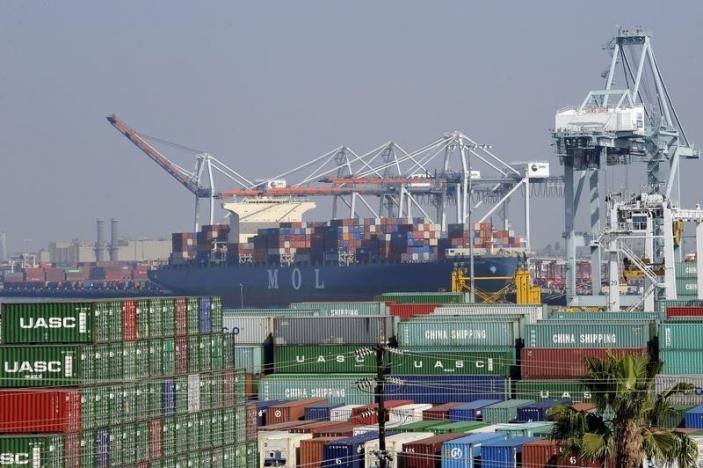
[107,114,211,197]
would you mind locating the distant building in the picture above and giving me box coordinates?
[47,238,171,265]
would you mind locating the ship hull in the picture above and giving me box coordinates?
[149,256,520,307]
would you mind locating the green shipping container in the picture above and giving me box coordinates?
[211,334,224,370]
[0,435,64,468]
[515,380,594,402]
[235,404,247,444]
[163,338,176,375]
[497,422,554,437]
[122,383,137,424]
[175,376,189,415]
[377,292,466,304]
[246,441,258,468]
[394,420,445,432]
[211,372,224,409]
[199,411,212,450]
[187,413,200,452]
[211,410,224,448]
[96,300,124,343]
[273,345,376,373]
[660,350,703,374]
[109,384,124,426]
[121,422,136,466]
[200,374,212,411]
[290,301,388,316]
[0,345,87,387]
[188,336,201,373]
[482,399,535,424]
[398,319,519,347]
[676,278,699,296]
[676,262,699,278]
[660,322,703,349]
[149,298,164,339]
[162,416,176,459]
[431,421,487,434]
[137,299,151,339]
[0,302,98,344]
[163,298,177,338]
[200,335,212,372]
[150,339,164,377]
[234,444,248,467]
[233,345,265,374]
[80,430,95,468]
[222,408,235,447]
[109,425,123,467]
[212,296,224,331]
[394,347,514,376]
[187,298,200,335]
[548,311,657,321]
[258,374,375,405]
[525,322,652,348]
[175,415,189,455]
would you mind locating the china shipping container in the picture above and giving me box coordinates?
[385,375,508,404]
[525,322,653,348]
[394,347,514,376]
[398,319,520,347]
[660,321,703,349]
[290,301,389,316]
[0,389,81,433]
[482,399,536,424]
[660,350,703,374]
[433,304,543,324]
[273,316,394,345]
[258,374,375,405]
[520,347,649,379]
[401,433,465,468]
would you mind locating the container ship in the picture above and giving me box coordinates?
[151,216,524,307]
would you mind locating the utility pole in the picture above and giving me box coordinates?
[375,343,388,468]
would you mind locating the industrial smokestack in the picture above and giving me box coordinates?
[0,232,6,262]
[109,218,119,261]
[95,218,107,262]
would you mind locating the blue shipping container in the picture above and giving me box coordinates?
[441,433,508,468]
[685,405,703,429]
[199,302,212,334]
[448,400,501,422]
[255,400,287,427]
[305,403,343,421]
[162,379,176,417]
[516,399,570,422]
[385,376,507,404]
[480,437,540,468]
[323,432,382,468]
[95,427,110,468]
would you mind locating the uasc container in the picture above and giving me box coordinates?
[0,345,88,387]
[1,302,98,344]
[394,347,514,376]
[0,435,64,468]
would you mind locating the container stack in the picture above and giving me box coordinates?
[0,296,247,468]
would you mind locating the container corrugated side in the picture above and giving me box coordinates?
[660,351,703,375]
[548,311,657,321]
[377,292,466,304]
[273,345,376,374]
[0,435,64,468]
[398,319,519,347]
[655,375,703,405]
[233,345,265,374]
[1,302,97,344]
[222,316,273,344]
[433,304,543,323]
[482,399,536,424]
[273,316,394,345]
[0,389,81,433]
[520,348,649,379]
[660,322,703,349]
[480,436,537,468]
[258,374,375,405]
[514,380,593,402]
[290,301,388,316]
[394,347,514,376]
[525,322,652,348]
[385,375,508,404]
[0,345,88,387]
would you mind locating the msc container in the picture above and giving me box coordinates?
[258,431,312,468]
[516,399,570,422]
[273,316,394,345]
[434,304,543,323]
[290,301,388,316]
[0,435,64,468]
[386,376,508,404]
[0,389,80,433]
[401,433,465,468]
[365,432,436,468]
[0,345,88,387]
[330,404,364,421]
[323,432,380,468]
[274,345,375,374]
[377,292,466,304]
[265,399,327,425]
[525,322,652,348]
[258,374,375,405]
[440,433,508,468]
[655,375,703,405]
[520,348,649,379]
[222,316,273,344]
[661,350,703,375]
[480,436,538,468]
[448,400,501,422]
[660,321,703,349]
[305,403,343,421]
[431,421,487,434]
[0,302,99,344]
[514,380,593,402]
[398,319,519,347]
[394,347,514,376]
[482,400,535,424]
[299,437,342,468]
[424,403,463,421]
[685,405,703,429]
[388,403,433,425]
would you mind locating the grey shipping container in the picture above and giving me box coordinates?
[273,316,394,345]
[221,316,273,344]
[433,304,543,323]
[655,375,703,405]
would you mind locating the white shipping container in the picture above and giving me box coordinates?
[353,422,401,436]
[330,404,363,421]
[655,375,703,405]
[364,432,436,468]
[388,404,433,425]
[222,316,274,344]
[258,432,312,468]
[433,304,544,324]
[188,374,201,413]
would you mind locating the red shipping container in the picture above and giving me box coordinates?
[122,300,137,341]
[0,389,81,433]
[149,418,162,460]
[64,432,80,468]
[350,400,413,425]
[246,402,258,442]
[522,439,602,468]
[175,336,188,375]
[314,421,356,438]
[402,433,465,468]
[520,348,648,379]
[667,307,703,318]
[245,373,255,400]
[175,299,188,336]
[423,403,460,421]
[387,302,439,319]
[222,369,235,407]
[299,437,342,468]
[265,399,327,425]
[259,420,317,432]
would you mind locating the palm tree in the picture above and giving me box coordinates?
[548,353,698,468]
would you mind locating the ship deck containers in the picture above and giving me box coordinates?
[447,400,501,421]
[440,433,508,468]
[401,433,466,468]
[323,432,381,468]
[387,375,508,404]
[364,432,436,468]
[299,437,343,468]
[482,399,535,424]
[479,436,539,468]
[516,399,570,422]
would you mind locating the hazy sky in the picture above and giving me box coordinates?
[1,1,702,253]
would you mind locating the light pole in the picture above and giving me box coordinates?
[239,283,244,308]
